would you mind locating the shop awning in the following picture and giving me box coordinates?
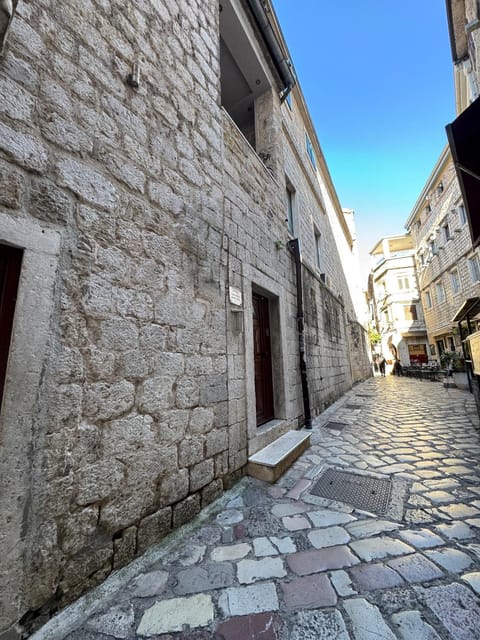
[446,95,480,247]
[452,297,480,323]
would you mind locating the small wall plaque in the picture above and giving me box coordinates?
[229,286,242,306]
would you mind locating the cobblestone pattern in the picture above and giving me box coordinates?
[31,377,480,639]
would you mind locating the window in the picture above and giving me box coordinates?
[429,239,438,256]
[418,252,426,267]
[404,305,418,321]
[285,92,292,109]
[435,281,445,304]
[450,269,461,294]
[314,229,322,270]
[442,222,451,243]
[458,204,467,226]
[424,290,432,308]
[285,183,295,235]
[468,255,480,282]
[397,277,410,290]
[448,336,455,351]
[305,132,316,169]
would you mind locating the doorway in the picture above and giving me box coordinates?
[252,292,274,426]
[0,244,23,410]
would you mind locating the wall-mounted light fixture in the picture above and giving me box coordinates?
[127,61,141,88]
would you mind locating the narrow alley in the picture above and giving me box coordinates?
[33,377,480,640]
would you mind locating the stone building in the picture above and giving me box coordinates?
[404,146,480,358]
[369,234,429,367]
[0,0,371,634]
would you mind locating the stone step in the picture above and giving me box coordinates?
[246,430,311,483]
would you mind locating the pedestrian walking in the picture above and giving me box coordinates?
[378,355,386,376]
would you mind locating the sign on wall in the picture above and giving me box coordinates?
[466,331,480,375]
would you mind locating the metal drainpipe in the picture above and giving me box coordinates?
[245,0,296,102]
[288,238,312,429]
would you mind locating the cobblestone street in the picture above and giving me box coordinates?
[32,377,480,640]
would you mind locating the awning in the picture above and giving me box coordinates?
[446,95,480,247]
[452,297,480,323]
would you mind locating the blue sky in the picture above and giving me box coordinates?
[273,0,455,277]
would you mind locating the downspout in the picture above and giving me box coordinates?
[245,0,296,102]
[288,239,312,429]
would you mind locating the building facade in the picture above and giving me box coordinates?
[404,147,480,359]
[0,0,371,634]
[369,235,429,367]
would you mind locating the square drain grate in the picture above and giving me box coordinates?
[345,404,362,409]
[311,468,393,515]
[323,421,348,430]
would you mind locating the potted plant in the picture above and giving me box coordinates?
[440,350,468,388]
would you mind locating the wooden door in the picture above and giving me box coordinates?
[0,245,23,410]
[252,292,274,426]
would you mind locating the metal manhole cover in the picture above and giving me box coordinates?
[323,421,348,430]
[311,469,393,515]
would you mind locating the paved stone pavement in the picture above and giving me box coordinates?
[32,377,480,639]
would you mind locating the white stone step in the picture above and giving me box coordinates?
[247,430,311,483]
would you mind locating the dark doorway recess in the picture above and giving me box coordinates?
[0,244,23,411]
[252,292,274,426]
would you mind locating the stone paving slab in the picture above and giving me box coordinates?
[31,379,480,640]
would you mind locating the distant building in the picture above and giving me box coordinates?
[404,146,479,359]
[369,235,429,367]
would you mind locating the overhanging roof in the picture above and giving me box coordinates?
[446,95,480,248]
[452,297,480,322]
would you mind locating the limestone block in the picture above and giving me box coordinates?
[101,413,155,458]
[115,288,154,321]
[206,427,228,456]
[57,157,117,210]
[53,347,84,384]
[173,494,201,528]
[98,318,139,352]
[190,459,214,492]
[137,376,175,415]
[175,377,200,409]
[139,324,169,350]
[83,380,135,422]
[113,526,137,569]
[49,383,83,432]
[137,507,172,554]
[0,76,35,123]
[60,507,99,555]
[201,479,223,507]
[179,436,205,467]
[153,352,185,376]
[76,460,125,506]
[0,121,48,172]
[0,161,25,209]
[189,407,215,434]
[83,346,115,380]
[117,348,154,379]
[59,546,113,595]
[100,490,156,535]
[155,409,189,445]
[160,469,189,505]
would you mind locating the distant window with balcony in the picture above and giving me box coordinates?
[286,181,295,235]
[468,255,480,282]
[397,277,410,290]
[435,281,445,304]
[403,304,418,321]
[450,269,461,294]
[314,228,322,270]
[442,222,451,243]
[425,290,432,308]
[305,132,316,169]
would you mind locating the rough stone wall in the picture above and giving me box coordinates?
[0,0,232,632]
[0,0,370,633]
